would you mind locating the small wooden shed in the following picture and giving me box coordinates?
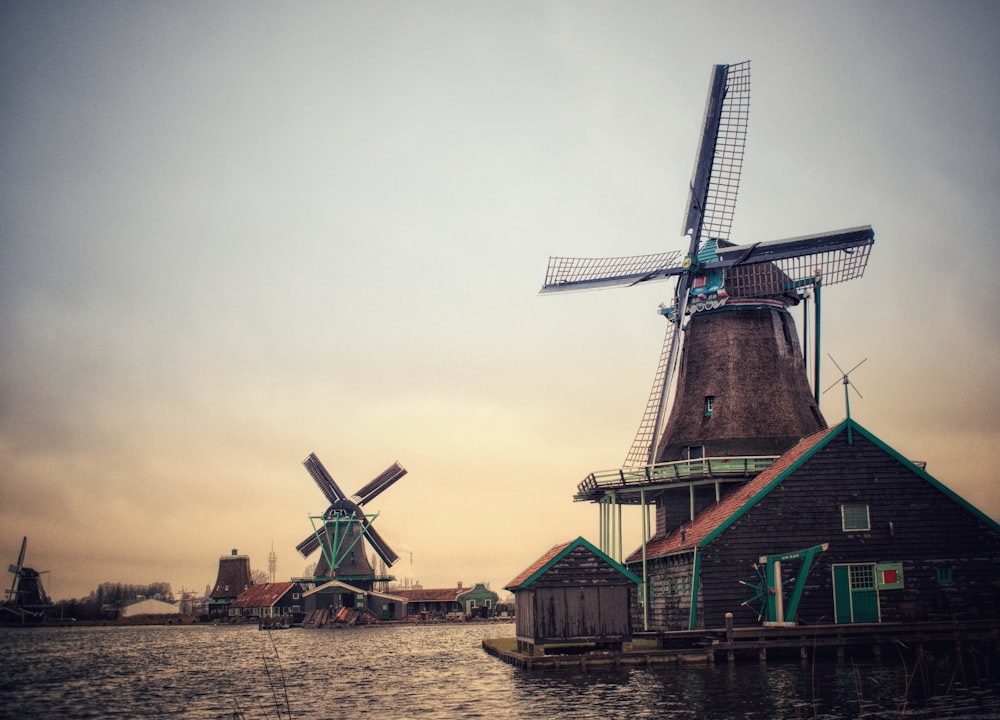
[505,536,641,656]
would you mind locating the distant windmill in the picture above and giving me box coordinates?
[542,60,874,469]
[296,453,407,588]
[4,536,51,622]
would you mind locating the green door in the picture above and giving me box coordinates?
[833,564,880,624]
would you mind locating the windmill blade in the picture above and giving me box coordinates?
[712,226,874,297]
[358,521,399,567]
[539,251,683,294]
[296,533,322,558]
[624,320,678,467]
[302,453,347,505]
[16,537,26,570]
[9,536,26,575]
[354,462,407,506]
[683,60,751,249]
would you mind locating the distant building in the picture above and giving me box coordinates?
[208,549,254,620]
[457,583,499,617]
[230,582,309,620]
[392,587,464,618]
[121,597,181,618]
[302,579,407,622]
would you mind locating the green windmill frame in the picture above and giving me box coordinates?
[307,509,381,579]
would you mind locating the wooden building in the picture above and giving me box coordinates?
[301,579,407,622]
[457,583,500,617]
[626,419,1000,631]
[229,582,309,621]
[506,536,641,656]
[392,587,464,618]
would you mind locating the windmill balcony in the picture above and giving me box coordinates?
[574,456,779,504]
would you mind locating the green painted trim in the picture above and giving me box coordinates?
[696,417,1000,552]
[688,549,701,630]
[697,420,847,549]
[847,420,1000,535]
[518,536,643,588]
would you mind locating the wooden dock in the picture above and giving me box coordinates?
[484,618,999,670]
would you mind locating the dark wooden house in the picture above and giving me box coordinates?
[229,582,309,621]
[506,536,641,656]
[302,579,407,621]
[626,419,1000,631]
[392,587,464,618]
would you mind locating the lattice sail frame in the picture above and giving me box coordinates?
[685,59,751,246]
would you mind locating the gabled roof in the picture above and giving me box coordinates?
[625,418,1000,565]
[302,579,366,598]
[230,582,299,609]
[505,536,641,590]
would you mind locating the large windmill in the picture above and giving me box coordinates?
[4,537,52,622]
[542,61,873,553]
[296,453,407,590]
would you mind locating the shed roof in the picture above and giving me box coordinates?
[392,587,461,603]
[231,582,297,609]
[301,579,365,598]
[505,536,641,590]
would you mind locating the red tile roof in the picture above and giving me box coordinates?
[230,582,297,609]
[626,426,836,564]
[504,539,574,590]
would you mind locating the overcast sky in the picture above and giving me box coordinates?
[3,1,998,602]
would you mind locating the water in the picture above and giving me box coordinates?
[1,623,997,719]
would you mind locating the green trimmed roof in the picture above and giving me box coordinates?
[625,418,1000,564]
[505,536,642,590]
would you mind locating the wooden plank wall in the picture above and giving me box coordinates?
[699,431,1000,628]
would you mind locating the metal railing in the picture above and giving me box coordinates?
[575,455,779,499]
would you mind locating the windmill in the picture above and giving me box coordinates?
[296,453,407,589]
[542,61,874,548]
[4,537,52,622]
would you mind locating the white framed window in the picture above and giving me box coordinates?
[841,504,871,532]
[704,396,715,417]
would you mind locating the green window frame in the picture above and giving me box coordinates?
[841,504,871,532]
[936,566,954,586]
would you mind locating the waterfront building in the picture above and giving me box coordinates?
[623,419,1000,631]
[506,536,641,656]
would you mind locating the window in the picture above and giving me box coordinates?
[841,504,871,532]
[685,446,705,460]
[849,563,876,591]
[704,396,715,417]
[936,567,954,586]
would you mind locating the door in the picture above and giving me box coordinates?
[833,564,880,624]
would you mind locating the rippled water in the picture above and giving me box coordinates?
[1,623,997,719]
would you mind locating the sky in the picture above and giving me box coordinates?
[2,1,998,603]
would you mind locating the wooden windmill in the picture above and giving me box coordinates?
[542,61,874,549]
[296,453,406,589]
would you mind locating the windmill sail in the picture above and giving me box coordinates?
[684,60,751,246]
[623,321,677,467]
[354,462,407,505]
[303,453,346,504]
